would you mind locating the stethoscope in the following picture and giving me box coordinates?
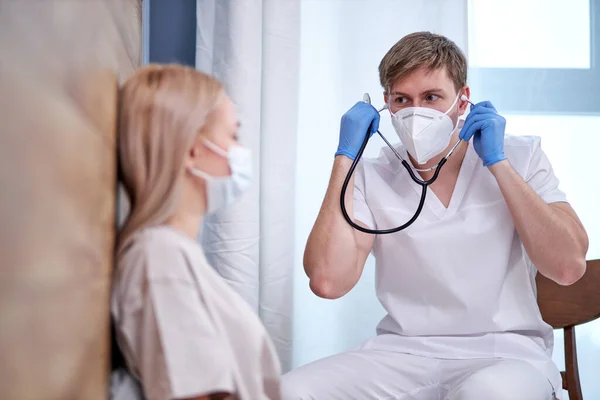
[340,93,475,235]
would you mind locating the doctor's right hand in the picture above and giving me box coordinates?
[335,102,380,160]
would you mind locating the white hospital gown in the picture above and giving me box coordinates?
[111,226,281,400]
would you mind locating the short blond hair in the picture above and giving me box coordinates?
[379,32,467,93]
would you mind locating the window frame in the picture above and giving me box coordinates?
[468,0,599,115]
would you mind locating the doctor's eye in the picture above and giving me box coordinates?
[393,96,408,104]
[425,94,440,102]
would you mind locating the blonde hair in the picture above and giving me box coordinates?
[379,32,467,93]
[117,64,223,253]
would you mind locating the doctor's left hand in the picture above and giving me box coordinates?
[459,101,507,167]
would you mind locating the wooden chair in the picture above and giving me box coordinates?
[536,259,600,400]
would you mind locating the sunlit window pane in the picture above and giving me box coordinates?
[468,0,591,69]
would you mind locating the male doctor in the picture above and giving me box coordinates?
[282,32,589,400]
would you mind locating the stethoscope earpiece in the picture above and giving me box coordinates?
[461,94,475,106]
[363,92,388,113]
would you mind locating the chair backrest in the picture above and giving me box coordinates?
[536,259,600,400]
[536,259,600,329]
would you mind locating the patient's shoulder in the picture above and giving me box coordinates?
[117,226,202,284]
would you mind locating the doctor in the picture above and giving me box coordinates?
[282,32,589,400]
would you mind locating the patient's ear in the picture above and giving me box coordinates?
[186,137,203,169]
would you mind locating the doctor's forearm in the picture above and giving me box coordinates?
[489,160,588,285]
[304,157,364,298]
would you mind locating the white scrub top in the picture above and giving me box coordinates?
[111,226,281,400]
[353,135,566,391]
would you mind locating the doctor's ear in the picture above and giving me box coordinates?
[458,86,471,115]
[383,91,389,105]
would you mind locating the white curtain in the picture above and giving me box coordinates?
[195,0,300,372]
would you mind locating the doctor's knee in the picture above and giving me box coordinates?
[446,361,553,400]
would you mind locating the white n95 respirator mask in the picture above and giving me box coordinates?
[188,140,252,214]
[390,93,461,165]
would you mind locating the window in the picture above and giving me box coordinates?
[469,0,591,69]
[468,0,599,114]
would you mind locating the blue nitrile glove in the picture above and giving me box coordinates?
[459,101,506,167]
[335,102,380,160]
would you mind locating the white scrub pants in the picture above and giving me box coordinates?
[281,350,558,400]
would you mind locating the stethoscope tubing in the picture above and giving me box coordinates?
[340,109,461,234]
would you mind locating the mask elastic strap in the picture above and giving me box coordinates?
[188,167,212,180]
[443,92,462,116]
[203,140,229,158]
[443,92,465,137]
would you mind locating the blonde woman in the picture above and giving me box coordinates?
[111,65,281,400]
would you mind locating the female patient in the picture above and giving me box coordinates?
[112,64,280,400]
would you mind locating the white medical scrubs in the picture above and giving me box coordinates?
[112,226,281,400]
[282,135,564,400]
